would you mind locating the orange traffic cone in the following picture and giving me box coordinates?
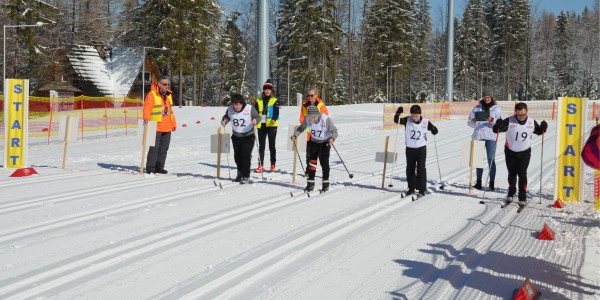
[552,199,565,208]
[537,223,555,240]
[513,278,541,300]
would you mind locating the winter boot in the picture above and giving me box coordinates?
[321,180,330,192]
[488,181,495,191]
[255,165,264,173]
[418,190,426,197]
[234,171,242,182]
[473,180,483,190]
[155,168,168,174]
[240,177,250,184]
[405,189,416,196]
[304,180,315,192]
[270,164,276,172]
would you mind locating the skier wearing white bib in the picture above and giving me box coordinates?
[493,102,547,206]
[221,94,261,184]
[291,106,339,192]
[394,105,439,197]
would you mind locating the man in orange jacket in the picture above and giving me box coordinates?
[143,75,177,174]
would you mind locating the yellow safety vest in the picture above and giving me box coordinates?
[149,90,174,123]
[256,97,279,128]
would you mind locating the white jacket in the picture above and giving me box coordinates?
[467,103,502,141]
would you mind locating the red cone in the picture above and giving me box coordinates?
[537,223,555,240]
[210,117,216,120]
[195,121,201,124]
[552,199,565,208]
[10,167,39,177]
[182,124,187,127]
[42,128,49,132]
[513,278,541,300]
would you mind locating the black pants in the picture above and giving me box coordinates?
[406,146,427,192]
[306,141,331,181]
[505,147,531,201]
[146,131,171,171]
[232,134,255,177]
[258,126,277,165]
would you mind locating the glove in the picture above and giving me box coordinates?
[486,116,494,122]
[431,126,438,135]
[396,106,403,115]
[290,135,297,142]
[540,120,548,133]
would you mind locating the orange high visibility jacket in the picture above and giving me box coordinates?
[143,84,177,132]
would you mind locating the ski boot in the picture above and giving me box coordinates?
[255,165,264,173]
[321,180,329,193]
[488,181,495,191]
[473,180,483,190]
[304,180,315,192]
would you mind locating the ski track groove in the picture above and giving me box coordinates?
[0,123,563,299]
[0,168,382,298]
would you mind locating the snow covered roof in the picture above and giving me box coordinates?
[66,45,142,98]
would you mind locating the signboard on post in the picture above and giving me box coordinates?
[555,97,587,202]
[3,79,29,169]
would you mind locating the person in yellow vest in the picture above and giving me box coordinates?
[254,79,280,173]
[142,75,177,174]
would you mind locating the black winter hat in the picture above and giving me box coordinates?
[263,79,273,90]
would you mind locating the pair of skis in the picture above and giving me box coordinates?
[501,199,527,213]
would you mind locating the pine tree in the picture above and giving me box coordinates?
[362,0,413,102]
[219,11,246,99]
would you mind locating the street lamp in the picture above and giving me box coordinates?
[433,68,447,102]
[287,56,307,106]
[141,46,168,101]
[386,64,401,103]
[3,21,45,92]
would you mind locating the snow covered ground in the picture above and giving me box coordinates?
[0,103,598,299]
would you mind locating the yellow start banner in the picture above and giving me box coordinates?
[3,79,29,169]
[554,97,587,202]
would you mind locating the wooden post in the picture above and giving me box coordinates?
[382,136,390,188]
[124,101,128,136]
[217,127,222,178]
[469,140,475,194]
[104,97,108,139]
[140,121,148,175]
[80,97,84,141]
[48,94,55,145]
[61,117,72,170]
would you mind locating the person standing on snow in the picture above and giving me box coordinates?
[221,94,261,184]
[394,105,439,197]
[467,89,502,191]
[493,102,548,207]
[298,88,329,167]
[291,106,338,193]
[143,75,177,174]
[254,79,280,173]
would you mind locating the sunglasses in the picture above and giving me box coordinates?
[159,82,170,86]
[308,94,316,97]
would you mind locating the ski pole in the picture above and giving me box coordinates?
[254,128,264,180]
[479,129,500,204]
[433,134,445,189]
[388,121,401,188]
[332,144,354,178]
[293,139,306,176]
[538,131,545,204]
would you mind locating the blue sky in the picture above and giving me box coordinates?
[429,0,597,16]
[221,0,597,16]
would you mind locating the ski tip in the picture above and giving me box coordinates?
[213,180,217,187]
[219,182,223,189]
[401,193,405,198]
[290,192,294,197]
[479,200,485,204]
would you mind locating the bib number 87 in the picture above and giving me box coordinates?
[311,130,322,137]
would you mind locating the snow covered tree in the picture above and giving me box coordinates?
[219,11,247,98]
[362,0,413,102]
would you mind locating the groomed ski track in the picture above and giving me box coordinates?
[0,104,597,299]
